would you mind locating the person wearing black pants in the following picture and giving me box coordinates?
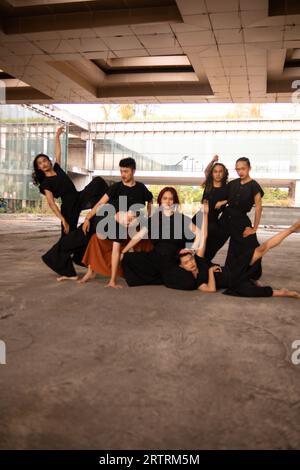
[41,215,101,280]
[32,126,108,236]
[217,157,264,280]
[192,155,229,261]
[166,202,300,299]
[42,157,153,283]
[121,187,200,287]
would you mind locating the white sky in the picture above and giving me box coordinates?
[56,103,300,122]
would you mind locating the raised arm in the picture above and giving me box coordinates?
[55,126,65,166]
[190,222,201,250]
[196,201,209,258]
[204,154,219,178]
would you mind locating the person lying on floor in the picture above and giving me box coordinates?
[167,202,300,299]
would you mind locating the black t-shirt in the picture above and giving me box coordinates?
[141,211,195,257]
[227,179,264,214]
[202,184,229,222]
[40,163,77,200]
[195,255,211,288]
[106,181,153,213]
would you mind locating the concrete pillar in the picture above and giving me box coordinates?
[85,139,94,172]
[295,180,300,207]
[289,181,295,202]
[71,174,90,191]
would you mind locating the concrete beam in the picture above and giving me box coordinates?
[8,0,96,5]
[5,86,52,102]
[97,82,213,98]
[49,61,98,98]
[2,6,182,34]
[267,79,296,93]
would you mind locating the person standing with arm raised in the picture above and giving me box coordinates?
[193,154,229,261]
[32,126,107,237]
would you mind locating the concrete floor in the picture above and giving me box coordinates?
[0,214,300,450]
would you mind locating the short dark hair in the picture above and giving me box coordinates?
[236,157,251,167]
[119,157,136,170]
[177,251,194,260]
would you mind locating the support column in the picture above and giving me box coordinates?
[85,137,94,182]
[288,181,295,201]
[295,180,300,207]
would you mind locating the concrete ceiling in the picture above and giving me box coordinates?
[1,0,300,103]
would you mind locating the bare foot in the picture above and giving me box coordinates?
[274,288,300,299]
[78,267,96,284]
[288,290,300,299]
[105,281,123,289]
[253,279,264,287]
[57,275,78,282]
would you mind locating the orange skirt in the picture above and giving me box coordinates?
[82,234,153,278]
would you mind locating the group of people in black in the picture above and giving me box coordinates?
[32,126,300,299]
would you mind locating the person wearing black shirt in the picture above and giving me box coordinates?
[219,158,264,278]
[80,157,153,288]
[120,187,200,287]
[43,157,153,285]
[82,157,153,236]
[32,126,108,236]
[192,155,229,261]
[166,202,300,299]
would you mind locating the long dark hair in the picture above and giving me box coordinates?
[157,186,180,206]
[203,163,228,194]
[32,153,52,191]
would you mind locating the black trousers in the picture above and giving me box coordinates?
[192,210,229,262]
[122,251,163,286]
[205,220,229,261]
[219,209,262,280]
[42,216,101,277]
[223,281,273,297]
[122,251,199,290]
[219,249,272,297]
